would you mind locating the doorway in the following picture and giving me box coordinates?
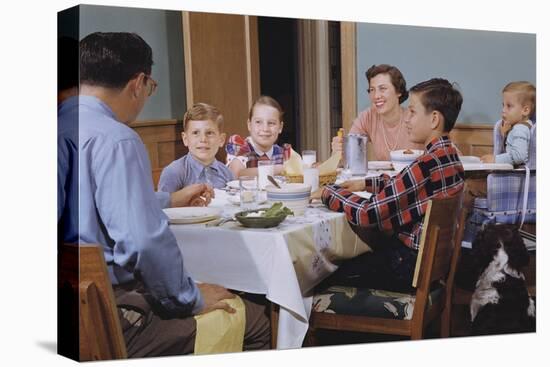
[258,17,342,159]
[257,17,300,151]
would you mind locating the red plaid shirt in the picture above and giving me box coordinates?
[225,135,284,168]
[322,135,464,250]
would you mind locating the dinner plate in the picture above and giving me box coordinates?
[227,192,268,206]
[462,163,514,171]
[226,177,285,190]
[226,180,241,189]
[459,156,482,164]
[368,161,393,170]
[163,207,222,224]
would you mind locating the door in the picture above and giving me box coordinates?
[182,11,260,162]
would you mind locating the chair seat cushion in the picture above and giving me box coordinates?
[312,286,443,320]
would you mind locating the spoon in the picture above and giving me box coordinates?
[267,175,281,189]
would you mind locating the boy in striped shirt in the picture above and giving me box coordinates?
[313,78,465,292]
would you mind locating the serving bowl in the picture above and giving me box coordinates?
[265,183,311,216]
[390,149,423,172]
[235,208,288,228]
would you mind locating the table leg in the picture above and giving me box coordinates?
[270,303,279,349]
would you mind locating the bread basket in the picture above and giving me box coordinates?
[283,171,337,187]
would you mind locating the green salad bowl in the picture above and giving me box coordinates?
[234,208,288,228]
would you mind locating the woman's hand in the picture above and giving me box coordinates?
[331,135,343,153]
[339,179,366,192]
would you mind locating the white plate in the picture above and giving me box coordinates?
[227,192,268,206]
[226,177,285,190]
[226,180,241,189]
[459,156,482,164]
[390,149,423,161]
[462,163,514,171]
[163,207,222,224]
[368,161,393,170]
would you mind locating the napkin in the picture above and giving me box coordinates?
[317,151,341,175]
[283,148,304,175]
[193,295,246,354]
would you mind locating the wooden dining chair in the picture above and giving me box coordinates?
[59,243,127,361]
[306,195,467,343]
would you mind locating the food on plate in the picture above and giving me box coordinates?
[242,202,294,218]
[403,149,414,154]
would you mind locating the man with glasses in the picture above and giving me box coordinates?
[58,32,270,357]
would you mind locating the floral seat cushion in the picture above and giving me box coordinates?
[313,286,443,320]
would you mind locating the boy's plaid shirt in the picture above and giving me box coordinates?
[322,135,465,250]
[225,135,284,168]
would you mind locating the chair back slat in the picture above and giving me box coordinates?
[60,243,127,361]
[413,195,462,288]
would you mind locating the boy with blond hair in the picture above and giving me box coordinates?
[481,81,536,165]
[159,103,234,192]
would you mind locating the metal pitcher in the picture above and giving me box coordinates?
[344,134,368,176]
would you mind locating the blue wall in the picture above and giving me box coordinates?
[79,5,186,120]
[356,23,536,124]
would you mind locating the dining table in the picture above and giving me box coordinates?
[169,159,526,349]
[169,188,372,349]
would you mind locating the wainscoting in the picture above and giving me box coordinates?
[449,123,494,156]
[129,119,186,190]
[131,120,495,189]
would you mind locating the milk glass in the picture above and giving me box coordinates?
[239,176,259,210]
[302,150,317,169]
[303,167,320,192]
[257,160,274,189]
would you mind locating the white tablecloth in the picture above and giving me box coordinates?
[170,190,370,349]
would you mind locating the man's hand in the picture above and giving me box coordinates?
[310,187,325,201]
[196,283,237,315]
[340,179,366,192]
[480,154,495,163]
[170,184,215,207]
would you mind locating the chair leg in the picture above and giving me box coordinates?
[302,326,318,347]
[440,306,451,337]
[411,328,423,340]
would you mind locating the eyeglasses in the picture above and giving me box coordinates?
[144,75,158,97]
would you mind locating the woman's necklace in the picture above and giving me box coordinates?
[381,118,403,152]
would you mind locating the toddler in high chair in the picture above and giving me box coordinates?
[481,81,535,166]
[225,95,285,178]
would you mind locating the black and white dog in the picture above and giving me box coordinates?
[469,223,535,335]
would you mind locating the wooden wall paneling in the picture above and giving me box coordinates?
[449,124,494,156]
[182,11,260,154]
[158,141,187,168]
[340,22,356,134]
[129,120,185,189]
[245,16,260,106]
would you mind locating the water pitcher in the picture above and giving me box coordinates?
[344,134,368,176]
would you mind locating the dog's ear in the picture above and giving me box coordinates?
[503,226,530,270]
[472,224,500,274]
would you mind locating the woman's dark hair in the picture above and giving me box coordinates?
[409,78,463,132]
[80,32,153,89]
[366,64,408,104]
